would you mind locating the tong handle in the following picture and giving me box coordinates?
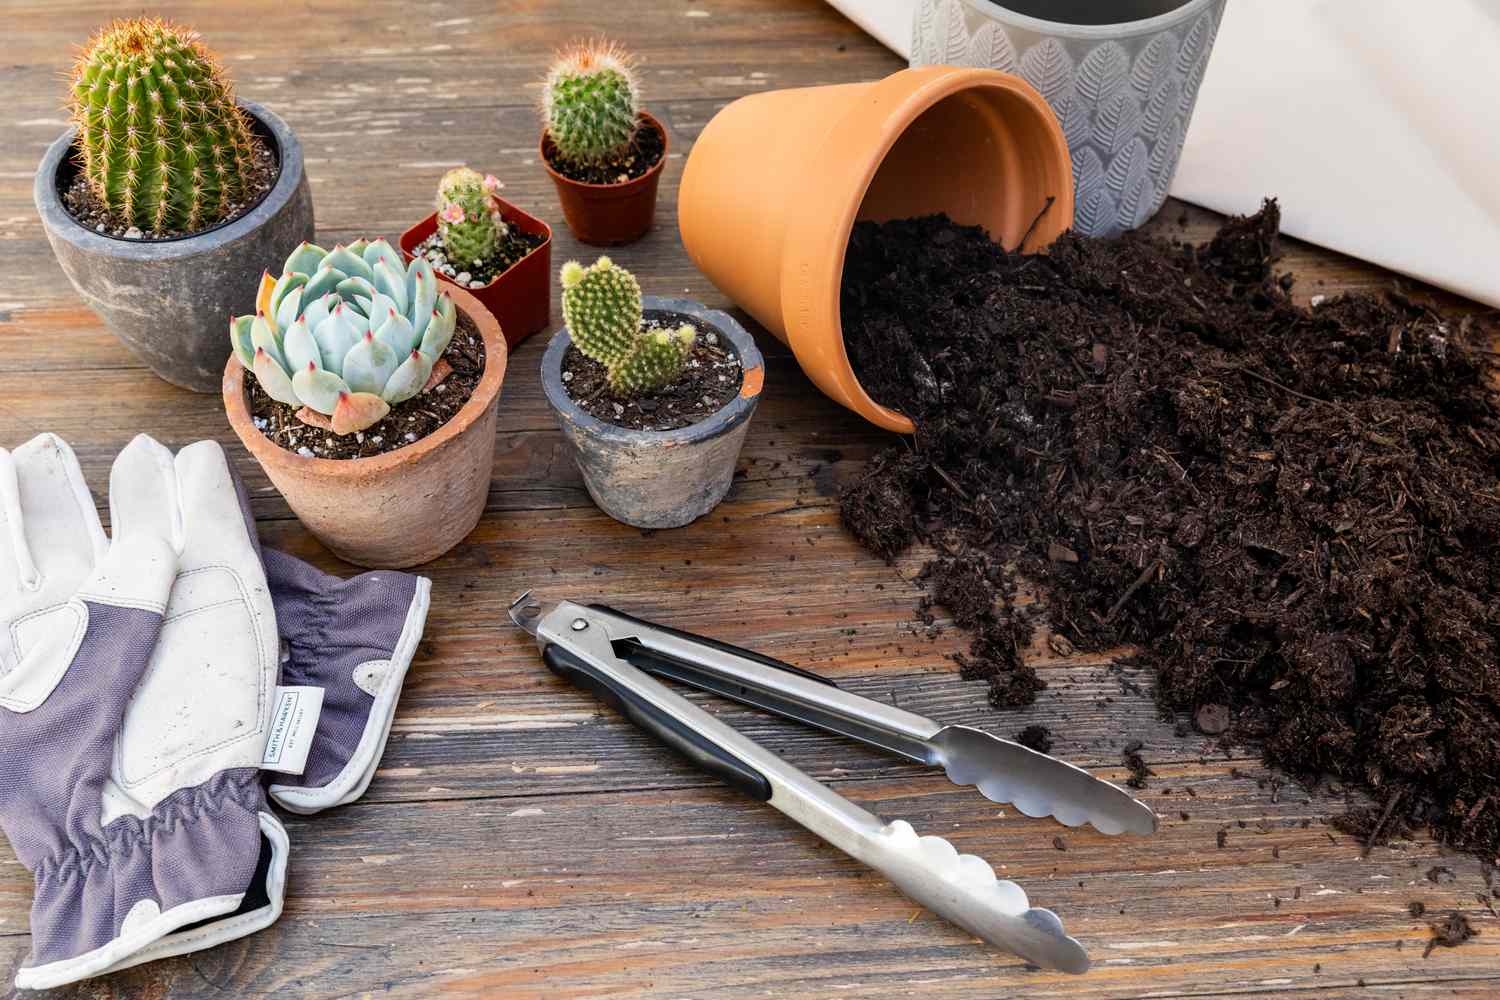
[543,643,772,802]
[589,604,838,687]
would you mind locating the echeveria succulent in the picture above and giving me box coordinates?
[231,238,457,435]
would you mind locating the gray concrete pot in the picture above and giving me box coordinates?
[911,0,1227,237]
[543,296,765,529]
[34,101,315,392]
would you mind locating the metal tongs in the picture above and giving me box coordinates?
[509,594,1157,974]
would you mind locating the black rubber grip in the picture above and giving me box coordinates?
[588,604,838,688]
[543,643,772,802]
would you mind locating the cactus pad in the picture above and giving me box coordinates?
[608,324,697,396]
[561,257,642,368]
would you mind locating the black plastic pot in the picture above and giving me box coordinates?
[542,296,765,529]
[34,101,315,393]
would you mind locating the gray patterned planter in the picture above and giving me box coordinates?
[543,297,764,530]
[911,0,1227,237]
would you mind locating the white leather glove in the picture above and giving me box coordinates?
[0,435,287,990]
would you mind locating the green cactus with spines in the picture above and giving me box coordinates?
[560,256,696,397]
[609,325,696,395]
[68,17,258,233]
[436,166,509,268]
[543,40,640,166]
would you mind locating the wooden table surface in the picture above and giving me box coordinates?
[2,2,1497,997]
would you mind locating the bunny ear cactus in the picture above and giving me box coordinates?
[436,166,509,268]
[232,238,459,435]
[68,17,258,233]
[561,257,696,396]
[543,40,640,166]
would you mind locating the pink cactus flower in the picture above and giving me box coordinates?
[439,202,465,224]
[483,174,504,195]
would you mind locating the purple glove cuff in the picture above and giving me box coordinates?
[262,549,428,812]
[21,768,265,983]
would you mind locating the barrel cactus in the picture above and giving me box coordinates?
[542,40,640,166]
[561,257,695,396]
[231,239,458,435]
[436,167,508,268]
[68,17,258,233]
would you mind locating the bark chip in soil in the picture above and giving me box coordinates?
[837,202,1500,862]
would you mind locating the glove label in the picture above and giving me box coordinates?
[261,685,324,775]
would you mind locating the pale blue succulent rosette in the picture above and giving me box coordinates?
[230,238,458,435]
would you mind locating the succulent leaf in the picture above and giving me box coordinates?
[372,256,409,314]
[291,363,348,415]
[381,349,434,405]
[253,347,299,406]
[255,271,277,317]
[322,245,375,284]
[419,294,457,359]
[342,332,399,394]
[408,257,437,337]
[270,271,308,319]
[250,313,286,370]
[284,241,327,276]
[336,276,377,314]
[362,238,399,271]
[301,291,336,333]
[230,315,256,368]
[301,267,344,303]
[331,391,390,435]
[283,317,322,373]
[274,286,304,334]
[374,307,418,356]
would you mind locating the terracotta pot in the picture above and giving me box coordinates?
[541,111,668,246]
[678,66,1074,433]
[223,285,507,569]
[542,297,764,529]
[398,197,552,353]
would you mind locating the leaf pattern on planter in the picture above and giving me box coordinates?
[910,0,1227,237]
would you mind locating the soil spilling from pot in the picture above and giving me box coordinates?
[247,311,485,460]
[544,116,665,186]
[411,226,545,289]
[563,315,743,431]
[63,135,278,240]
[838,203,1500,860]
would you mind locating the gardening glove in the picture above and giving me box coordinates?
[0,434,287,991]
[261,547,430,814]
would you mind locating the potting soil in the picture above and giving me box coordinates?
[838,202,1500,860]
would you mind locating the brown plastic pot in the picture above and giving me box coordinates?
[222,285,507,569]
[541,111,668,246]
[398,196,552,353]
[678,66,1074,434]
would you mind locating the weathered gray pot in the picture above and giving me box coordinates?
[34,101,315,392]
[911,0,1227,237]
[543,297,765,529]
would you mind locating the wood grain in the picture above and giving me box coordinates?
[0,1,1495,998]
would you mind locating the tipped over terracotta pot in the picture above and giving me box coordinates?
[679,65,1074,433]
[223,284,506,569]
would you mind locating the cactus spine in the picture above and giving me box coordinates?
[561,257,695,397]
[435,167,509,267]
[68,17,257,233]
[543,40,640,166]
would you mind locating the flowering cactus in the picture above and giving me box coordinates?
[561,257,695,397]
[435,167,508,268]
[542,40,640,166]
[231,238,457,435]
[68,17,257,232]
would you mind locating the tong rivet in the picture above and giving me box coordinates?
[570,618,589,631]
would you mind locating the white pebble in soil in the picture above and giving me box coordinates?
[297,447,314,458]
[404,432,417,442]
[455,272,470,284]
[123,226,143,239]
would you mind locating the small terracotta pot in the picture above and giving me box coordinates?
[223,285,507,569]
[398,197,552,353]
[678,66,1074,434]
[541,111,668,246]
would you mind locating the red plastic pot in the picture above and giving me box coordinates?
[541,111,668,246]
[399,196,552,353]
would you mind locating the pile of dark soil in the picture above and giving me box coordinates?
[839,203,1500,859]
[248,310,485,460]
[544,115,665,186]
[64,135,277,240]
[411,225,546,287]
[563,315,742,431]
